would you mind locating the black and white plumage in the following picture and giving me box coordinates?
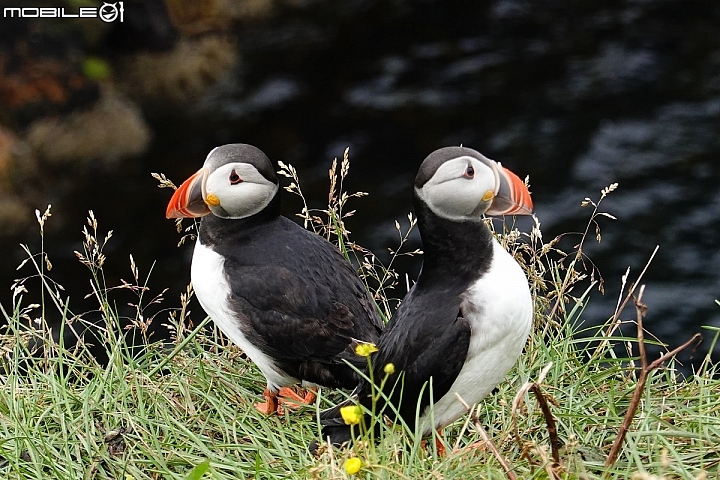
[166,144,383,413]
[317,146,534,447]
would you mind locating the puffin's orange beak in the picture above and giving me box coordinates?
[166,168,211,219]
[485,166,533,215]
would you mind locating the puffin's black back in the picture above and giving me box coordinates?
[199,192,383,389]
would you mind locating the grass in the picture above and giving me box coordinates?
[1,158,719,479]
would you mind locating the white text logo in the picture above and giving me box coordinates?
[4,2,124,22]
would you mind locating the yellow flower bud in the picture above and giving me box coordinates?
[354,342,378,357]
[339,405,363,425]
[344,457,362,475]
[383,363,395,375]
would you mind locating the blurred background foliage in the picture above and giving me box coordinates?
[0,0,718,364]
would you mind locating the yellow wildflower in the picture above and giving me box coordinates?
[339,405,363,425]
[383,363,395,375]
[344,457,362,475]
[355,342,378,357]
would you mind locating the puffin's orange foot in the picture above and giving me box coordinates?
[277,386,317,409]
[435,434,447,457]
[254,388,278,415]
[421,429,447,457]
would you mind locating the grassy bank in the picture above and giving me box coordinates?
[1,165,719,479]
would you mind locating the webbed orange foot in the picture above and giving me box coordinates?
[277,386,317,410]
[254,388,278,415]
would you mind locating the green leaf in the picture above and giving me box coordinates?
[185,460,210,480]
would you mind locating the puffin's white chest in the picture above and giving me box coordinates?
[191,240,297,391]
[419,239,533,434]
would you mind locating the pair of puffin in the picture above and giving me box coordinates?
[317,146,534,448]
[166,144,534,444]
[166,144,384,414]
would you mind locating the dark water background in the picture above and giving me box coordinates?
[2,0,719,365]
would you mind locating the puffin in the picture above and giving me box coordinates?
[166,143,384,414]
[316,146,534,448]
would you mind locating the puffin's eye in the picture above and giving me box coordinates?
[463,165,475,178]
[229,170,242,185]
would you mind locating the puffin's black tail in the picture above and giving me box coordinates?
[308,396,357,454]
[309,424,353,455]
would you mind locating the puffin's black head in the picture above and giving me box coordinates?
[414,146,534,221]
[166,143,279,220]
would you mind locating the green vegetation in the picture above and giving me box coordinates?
[1,161,718,479]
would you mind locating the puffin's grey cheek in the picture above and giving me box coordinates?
[427,183,480,217]
[210,205,232,218]
[470,200,492,217]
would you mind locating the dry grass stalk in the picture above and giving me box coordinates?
[603,287,703,471]
[511,362,561,479]
[454,393,517,480]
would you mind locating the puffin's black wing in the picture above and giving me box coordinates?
[368,283,471,423]
[317,283,471,445]
[219,220,383,388]
[226,263,361,360]
[200,216,383,388]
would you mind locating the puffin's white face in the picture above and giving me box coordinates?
[203,162,279,219]
[414,147,533,221]
[416,156,498,221]
[166,143,280,220]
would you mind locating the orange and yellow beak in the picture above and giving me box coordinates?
[166,168,211,219]
[486,166,534,216]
